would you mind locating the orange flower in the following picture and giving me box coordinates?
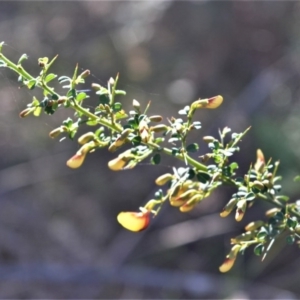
[117,210,150,232]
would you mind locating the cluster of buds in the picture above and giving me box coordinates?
[155,173,209,212]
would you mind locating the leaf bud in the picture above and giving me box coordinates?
[155,173,173,186]
[149,115,163,122]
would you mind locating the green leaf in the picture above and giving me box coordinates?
[33,106,42,117]
[113,102,122,112]
[287,217,297,229]
[151,153,161,165]
[254,244,264,256]
[186,143,199,153]
[192,121,201,130]
[76,92,87,102]
[67,89,76,99]
[27,79,36,90]
[115,90,126,95]
[188,168,196,179]
[245,192,255,201]
[86,119,98,126]
[230,162,239,172]
[294,175,300,182]
[58,76,71,83]
[99,94,109,105]
[0,60,6,67]
[276,195,289,202]
[154,189,163,200]
[273,211,284,222]
[45,73,57,83]
[171,148,179,156]
[257,227,268,240]
[132,136,141,146]
[286,235,295,245]
[18,53,28,64]
[196,172,210,183]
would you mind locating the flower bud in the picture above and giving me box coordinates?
[149,115,163,122]
[245,220,264,232]
[66,152,86,169]
[79,69,90,78]
[265,207,281,218]
[49,126,68,138]
[235,199,247,222]
[254,149,265,172]
[220,198,237,217]
[108,156,127,171]
[19,107,34,118]
[117,210,150,232]
[155,173,173,186]
[202,136,215,143]
[78,132,95,145]
[108,77,115,85]
[57,96,68,104]
[133,99,140,110]
[191,95,223,110]
[91,83,101,90]
[219,244,241,273]
[251,180,264,190]
[139,119,150,142]
[179,194,202,212]
[231,232,253,243]
[150,124,168,133]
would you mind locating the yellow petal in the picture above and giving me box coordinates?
[219,257,236,273]
[117,211,150,232]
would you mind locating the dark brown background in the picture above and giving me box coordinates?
[0,1,300,299]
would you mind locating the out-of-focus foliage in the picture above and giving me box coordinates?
[1,1,300,299]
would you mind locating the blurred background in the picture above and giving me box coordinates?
[0,1,300,298]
